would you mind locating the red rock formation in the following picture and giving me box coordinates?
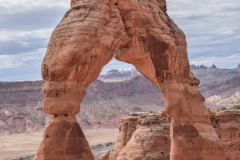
[35,0,224,159]
[108,115,139,159]
[212,110,240,160]
[98,111,171,160]
[35,115,93,159]
[99,110,240,160]
[113,0,225,159]
[118,112,171,160]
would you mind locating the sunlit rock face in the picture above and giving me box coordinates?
[35,0,224,159]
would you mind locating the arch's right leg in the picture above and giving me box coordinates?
[114,0,225,159]
[34,1,127,159]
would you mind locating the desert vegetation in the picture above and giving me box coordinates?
[218,104,240,111]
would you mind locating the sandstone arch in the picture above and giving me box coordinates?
[34,0,225,159]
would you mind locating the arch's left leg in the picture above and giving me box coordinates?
[34,0,127,159]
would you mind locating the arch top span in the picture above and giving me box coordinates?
[34,0,225,160]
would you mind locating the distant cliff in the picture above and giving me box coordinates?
[98,68,140,81]
[1,68,240,133]
[99,67,240,85]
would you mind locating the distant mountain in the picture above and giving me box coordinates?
[98,68,140,81]
[192,67,240,85]
[98,65,240,85]
[0,65,240,133]
[79,76,165,129]
[200,76,240,107]
[0,81,46,133]
[0,76,164,133]
[1,67,240,133]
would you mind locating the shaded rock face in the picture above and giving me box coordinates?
[121,113,170,160]
[105,112,171,160]
[35,116,94,160]
[107,115,139,159]
[35,0,224,159]
[99,110,240,160]
[211,110,240,160]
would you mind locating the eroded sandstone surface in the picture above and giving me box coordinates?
[99,110,240,160]
[211,110,240,160]
[98,112,171,160]
[35,0,224,159]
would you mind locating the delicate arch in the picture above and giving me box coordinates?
[34,0,224,160]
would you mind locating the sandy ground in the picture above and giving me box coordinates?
[0,128,119,160]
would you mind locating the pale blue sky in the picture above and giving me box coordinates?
[0,0,239,81]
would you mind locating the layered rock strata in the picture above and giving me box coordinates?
[108,115,139,159]
[99,112,171,160]
[99,110,240,160]
[211,110,240,160]
[34,116,93,159]
[35,0,224,159]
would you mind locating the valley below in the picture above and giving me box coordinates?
[0,128,119,160]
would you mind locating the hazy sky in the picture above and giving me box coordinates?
[0,0,239,81]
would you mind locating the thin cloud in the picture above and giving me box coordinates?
[167,0,240,65]
[0,49,44,69]
[0,29,52,55]
[0,49,45,81]
[0,6,66,31]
